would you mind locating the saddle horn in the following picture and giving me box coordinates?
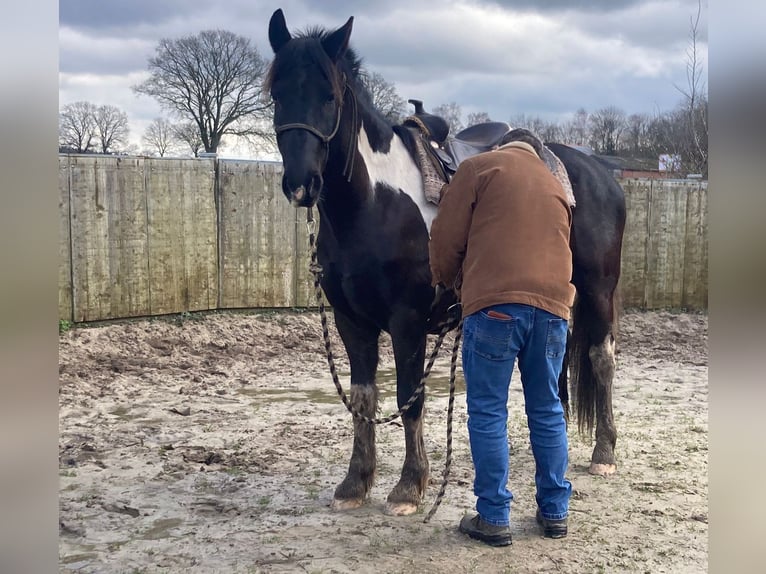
[404,99,450,145]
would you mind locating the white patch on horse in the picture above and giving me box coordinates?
[357,124,437,232]
[589,334,616,382]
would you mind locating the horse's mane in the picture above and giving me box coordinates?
[299,26,364,80]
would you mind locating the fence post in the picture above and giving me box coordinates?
[214,157,223,310]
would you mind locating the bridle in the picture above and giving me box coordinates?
[273,73,358,182]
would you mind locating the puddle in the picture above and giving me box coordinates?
[238,387,343,404]
[375,367,465,399]
[238,367,465,403]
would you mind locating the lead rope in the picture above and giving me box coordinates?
[306,209,463,521]
[423,316,462,522]
[306,208,451,424]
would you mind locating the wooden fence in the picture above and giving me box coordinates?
[58,155,707,322]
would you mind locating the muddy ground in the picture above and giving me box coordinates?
[59,309,708,573]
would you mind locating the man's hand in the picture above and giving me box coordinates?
[428,284,461,334]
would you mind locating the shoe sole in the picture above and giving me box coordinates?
[459,525,512,547]
[463,531,512,546]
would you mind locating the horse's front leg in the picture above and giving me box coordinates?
[386,318,429,515]
[331,311,380,509]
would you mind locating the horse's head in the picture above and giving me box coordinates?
[267,9,354,207]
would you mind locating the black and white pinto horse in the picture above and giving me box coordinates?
[267,9,626,515]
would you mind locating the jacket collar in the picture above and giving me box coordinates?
[496,141,539,158]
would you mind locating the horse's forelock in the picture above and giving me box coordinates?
[266,33,360,105]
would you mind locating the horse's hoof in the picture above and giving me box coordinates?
[385,502,418,516]
[330,497,365,510]
[589,462,616,476]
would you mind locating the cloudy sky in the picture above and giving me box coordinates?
[59,0,709,158]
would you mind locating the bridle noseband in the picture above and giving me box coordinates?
[274,92,344,144]
[273,74,358,182]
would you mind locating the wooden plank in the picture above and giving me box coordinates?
[58,156,73,322]
[294,203,318,308]
[681,182,708,310]
[219,160,297,308]
[617,179,652,308]
[184,159,219,311]
[70,156,150,321]
[70,155,109,322]
[644,180,689,309]
[145,158,218,314]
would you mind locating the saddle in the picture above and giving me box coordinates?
[402,100,576,207]
[403,99,511,184]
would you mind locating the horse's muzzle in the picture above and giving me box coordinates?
[283,173,322,207]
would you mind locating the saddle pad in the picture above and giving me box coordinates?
[541,146,576,208]
[411,135,448,205]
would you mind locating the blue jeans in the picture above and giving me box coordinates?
[462,303,571,526]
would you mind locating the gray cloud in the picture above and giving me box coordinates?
[566,0,708,51]
[58,0,709,155]
[60,0,190,32]
[482,0,647,12]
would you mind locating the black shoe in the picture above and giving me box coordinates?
[536,509,568,538]
[458,514,512,547]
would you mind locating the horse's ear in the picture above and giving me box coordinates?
[322,16,353,61]
[269,9,292,53]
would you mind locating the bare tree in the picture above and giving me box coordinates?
[674,0,708,176]
[589,106,626,155]
[59,101,97,153]
[509,113,532,131]
[624,113,650,156]
[172,121,204,157]
[433,102,464,135]
[133,29,273,154]
[508,113,560,142]
[466,111,492,126]
[563,108,590,146]
[143,118,176,157]
[642,109,678,163]
[94,104,129,154]
[360,71,407,123]
[538,121,562,144]
[509,113,541,134]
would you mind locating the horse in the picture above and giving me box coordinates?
[266,9,626,515]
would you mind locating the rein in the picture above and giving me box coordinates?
[305,207,463,521]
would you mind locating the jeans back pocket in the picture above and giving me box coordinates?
[545,318,568,359]
[474,310,516,361]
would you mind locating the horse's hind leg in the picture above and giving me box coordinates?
[589,326,617,476]
[331,311,380,510]
[386,313,429,516]
[571,289,618,477]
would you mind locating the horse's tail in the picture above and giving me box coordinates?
[570,290,620,435]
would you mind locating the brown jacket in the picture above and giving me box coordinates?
[429,142,575,320]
